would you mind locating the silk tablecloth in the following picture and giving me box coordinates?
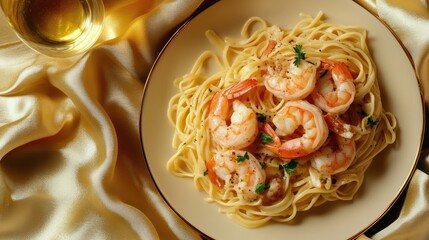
[0,0,427,239]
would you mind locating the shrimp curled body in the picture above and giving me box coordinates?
[263,59,318,100]
[311,134,356,175]
[312,59,356,114]
[262,100,329,159]
[206,150,266,201]
[209,79,258,149]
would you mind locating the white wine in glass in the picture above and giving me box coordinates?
[0,0,104,57]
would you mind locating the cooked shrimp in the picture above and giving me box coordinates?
[262,40,277,58]
[311,59,356,114]
[205,150,266,201]
[324,113,354,139]
[261,26,283,58]
[262,100,329,159]
[263,178,284,203]
[263,59,318,100]
[209,79,259,149]
[311,134,356,175]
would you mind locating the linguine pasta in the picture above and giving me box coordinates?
[167,12,397,228]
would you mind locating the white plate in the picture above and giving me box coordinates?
[140,0,424,239]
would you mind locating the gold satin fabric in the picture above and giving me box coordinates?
[0,1,202,239]
[0,0,428,239]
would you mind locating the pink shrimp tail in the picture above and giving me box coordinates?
[205,158,222,187]
[209,78,257,115]
[320,58,353,82]
[324,113,354,138]
[261,123,281,151]
[262,40,277,57]
[277,140,309,159]
[262,123,309,159]
[222,78,258,99]
[332,62,353,82]
[209,92,228,116]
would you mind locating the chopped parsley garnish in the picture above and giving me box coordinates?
[367,116,379,128]
[257,113,267,123]
[293,44,306,67]
[236,152,249,162]
[279,160,298,174]
[203,169,208,176]
[259,132,273,144]
[255,182,270,194]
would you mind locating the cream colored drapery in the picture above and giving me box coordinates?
[0,0,427,239]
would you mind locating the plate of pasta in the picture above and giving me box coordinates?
[140,0,424,239]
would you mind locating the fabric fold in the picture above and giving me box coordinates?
[0,0,428,239]
[0,1,203,239]
[369,169,429,240]
[376,0,429,103]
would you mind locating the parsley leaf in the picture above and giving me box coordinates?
[367,116,379,128]
[279,160,298,174]
[203,169,208,176]
[293,44,306,67]
[257,113,267,123]
[255,182,270,194]
[260,132,273,144]
[236,152,249,162]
